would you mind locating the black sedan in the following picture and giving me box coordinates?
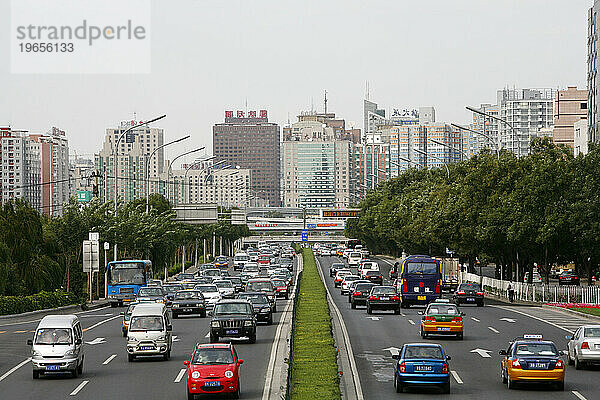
[366,285,400,314]
[559,272,580,286]
[171,290,206,318]
[351,283,377,309]
[365,270,383,285]
[330,263,346,277]
[453,283,484,306]
[237,292,273,325]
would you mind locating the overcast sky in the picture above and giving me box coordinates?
[0,0,591,167]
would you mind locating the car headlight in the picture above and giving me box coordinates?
[63,349,76,357]
[172,304,179,308]
[211,321,220,328]
[157,335,166,341]
[191,371,200,379]
[261,307,270,313]
[244,320,253,327]
[32,349,42,357]
[225,370,234,378]
[128,336,138,342]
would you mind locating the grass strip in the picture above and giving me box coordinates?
[290,248,340,400]
[569,307,600,317]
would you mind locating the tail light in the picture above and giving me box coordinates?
[435,280,441,294]
[390,296,399,301]
[555,360,564,369]
[512,359,521,368]
[456,291,466,295]
[452,316,462,322]
[476,292,484,296]
[370,295,379,300]
[398,362,406,373]
[402,279,408,293]
[424,316,436,321]
[582,341,590,349]
[354,292,362,296]
[442,363,448,373]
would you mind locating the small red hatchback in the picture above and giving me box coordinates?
[185,343,243,399]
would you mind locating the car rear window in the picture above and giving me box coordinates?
[372,287,396,295]
[404,346,443,359]
[458,283,480,291]
[584,327,600,338]
[514,343,558,356]
[366,270,380,276]
[427,305,459,315]
[406,262,437,274]
[355,283,375,291]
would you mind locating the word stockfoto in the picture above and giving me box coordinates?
[15,20,146,46]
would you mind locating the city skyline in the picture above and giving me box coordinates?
[0,0,589,163]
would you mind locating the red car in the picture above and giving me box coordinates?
[184,343,243,399]
[258,254,271,266]
[271,278,289,299]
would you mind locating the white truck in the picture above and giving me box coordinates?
[435,257,460,292]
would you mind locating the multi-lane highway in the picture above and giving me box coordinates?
[0,262,294,400]
[318,255,600,400]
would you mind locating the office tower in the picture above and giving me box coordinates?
[553,86,588,148]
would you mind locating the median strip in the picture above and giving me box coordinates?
[290,248,340,400]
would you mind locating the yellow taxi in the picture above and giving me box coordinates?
[499,335,565,390]
[419,300,464,340]
[121,302,138,337]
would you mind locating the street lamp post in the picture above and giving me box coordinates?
[451,123,500,160]
[111,114,166,260]
[167,147,205,205]
[412,148,450,179]
[466,106,514,154]
[430,138,468,161]
[145,135,190,214]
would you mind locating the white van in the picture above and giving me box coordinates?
[29,315,84,379]
[233,252,249,270]
[348,251,362,267]
[126,303,172,361]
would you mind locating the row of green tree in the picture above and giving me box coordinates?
[346,138,600,284]
[0,194,250,298]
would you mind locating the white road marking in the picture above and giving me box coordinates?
[382,347,401,356]
[500,318,516,323]
[488,326,499,334]
[366,316,380,321]
[471,317,480,322]
[0,358,31,382]
[174,368,187,383]
[204,331,210,338]
[82,314,121,332]
[400,312,405,317]
[408,320,415,325]
[470,348,492,358]
[172,335,180,342]
[102,354,117,365]
[69,380,89,396]
[489,305,576,333]
[85,337,106,345]
[572,391,587,400]
[451,370,463,384]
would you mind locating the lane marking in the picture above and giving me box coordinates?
[69,380,89,396]
[102,354,117,365]
[408,320,415,325]
[316,258,364,400]
[400,312,405,317]
[174,368,187,383]
[451,370,463,384]
[500,317,516,323]
[366,316,380,321]
[14,330,27,333]
[0,358,31,382]
[488,326,499,334]
[0,305,111,328]
[204,332,210,338]
[572,391,587,400]
[82,314,121,332]
[471,317,480,322]
[0,330,6,334]
[489,305,575,334]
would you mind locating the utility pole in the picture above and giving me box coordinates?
[182,243,186,274]
[203,238,207,264]
[194,238,198,267]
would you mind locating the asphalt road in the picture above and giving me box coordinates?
[318,255,600,400]
[0,261,294,400]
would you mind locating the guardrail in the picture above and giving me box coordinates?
[460,272,600,304]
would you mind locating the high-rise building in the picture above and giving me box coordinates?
[589,1,600,143]
[95,121,164,204]
[553,86,588,148]
[497,88,555,156]
[574,118,589,156]
[283,114,352,208]
[468,103,500,157]
[213,110,280,206]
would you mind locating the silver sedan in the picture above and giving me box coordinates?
[566,325,600,369]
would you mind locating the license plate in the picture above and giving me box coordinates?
[418,296,426,300]
[415,365,433,371]
[140,346,155,351]
[45,365,60,371]
[438,327,450,331]
[380,297,389,300]
[596,344,600,350]
[225,329,239,335]
[182,308,192,312]
[466,298,475,302]
[531,363,547,369]
[204,381,220,387]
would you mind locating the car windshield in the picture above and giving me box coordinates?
[239,294,269,304]
[195,285,218,293]
[138,288,163,296]
[35,328,72,345]
[214,303,252,315]
[272,279,286,286]
[372,287,396,295]
[366,271,380,276]
[350,253,361,258]
[344,276,360,282]
[404,346,443,360]
[205,270,221,276]
[458,283,480,291]
[234,255,249,261]
[178,274,194,280]
[216,257,228,263]
[248,281,273,291]
[244,266,259,272]
[584,327,600,338]
[163,285,183,293]
[332,264,345,268]
[427,305,459,315]
[129,316,164,332]
[215,281,233,289]
[109,263,146,285]
[192,348,235,365]
[355,284,375,292]
[227,278,242,284]
[406,262,438,274]
[515,342,559,356]
[175,291,203,300]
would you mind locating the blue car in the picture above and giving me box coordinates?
[392,343,451,394]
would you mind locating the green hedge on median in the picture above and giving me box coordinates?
[291,248,340,400]
[0,290,79,315]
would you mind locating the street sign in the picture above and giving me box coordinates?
[89,232,99,241]
[301,230,309,242]
[83,240,100,272]
[104,242,110,250]
[77,190,93,203]
[307,223,316,229]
